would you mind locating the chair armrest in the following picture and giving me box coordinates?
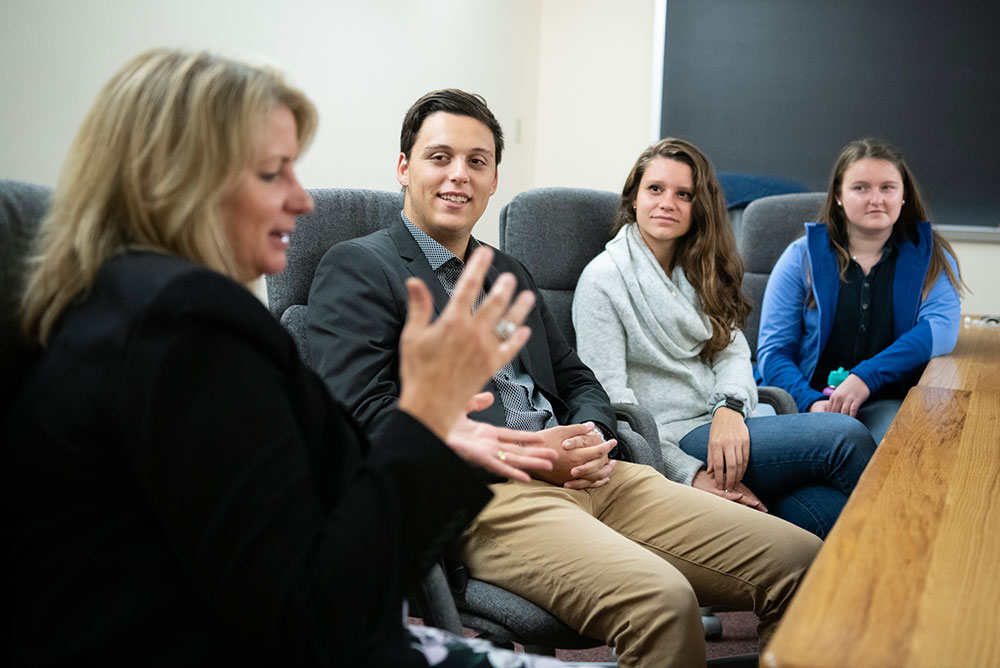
[279,304,312,367]
[612,402,663,471]
[758,386,797,415]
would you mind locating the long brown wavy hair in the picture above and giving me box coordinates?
[612,137,750,360]
[818,137,964,297]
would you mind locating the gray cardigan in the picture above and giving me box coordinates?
[572,224,758,485]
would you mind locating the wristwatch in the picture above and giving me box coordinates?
[713,396,745,417]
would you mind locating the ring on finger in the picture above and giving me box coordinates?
[493,318,516,342]
[497,449,507,462]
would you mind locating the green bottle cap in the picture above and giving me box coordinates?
[827,366,850,387]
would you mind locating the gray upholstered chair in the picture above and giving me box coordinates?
[0,180,50,406]
[717,172,808,242]
[265,188,610,655]
[499,188,615,350]
[737,192,826,368]
[500,186,778,642]
[499,187,797,424]
[498,187,666,472]
[265,188,404,368]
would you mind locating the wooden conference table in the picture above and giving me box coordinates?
[763,318,1000,667]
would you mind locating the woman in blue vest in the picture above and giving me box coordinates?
[758,138,964,443]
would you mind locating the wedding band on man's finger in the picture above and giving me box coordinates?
[493,318,516,342]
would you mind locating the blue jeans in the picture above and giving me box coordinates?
[679,412,876,538]
[857,398,903,444]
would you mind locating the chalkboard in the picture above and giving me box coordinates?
[661,0,999,227]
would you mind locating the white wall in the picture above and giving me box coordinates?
[0,0,549,247]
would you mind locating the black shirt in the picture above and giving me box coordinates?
[811,243,905,401]
[1,252,489,666]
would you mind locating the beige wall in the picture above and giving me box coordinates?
[533,0,658,193]
[945,238,1000,316]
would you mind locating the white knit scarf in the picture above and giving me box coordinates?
[606,223,714,361]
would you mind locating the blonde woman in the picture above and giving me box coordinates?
[1,49,560,666]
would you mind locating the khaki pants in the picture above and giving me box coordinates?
[453,462,821,668]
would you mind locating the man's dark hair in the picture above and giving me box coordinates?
[400,88,504,164]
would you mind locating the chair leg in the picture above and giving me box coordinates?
[701,606,723,640]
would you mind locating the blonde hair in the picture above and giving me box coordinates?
[21,48,317,347]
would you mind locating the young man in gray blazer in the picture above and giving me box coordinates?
[305,89,821,667]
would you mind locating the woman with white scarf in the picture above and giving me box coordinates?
[572,138,876,538]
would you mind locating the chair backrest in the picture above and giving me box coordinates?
[718,172,808,242]
[1,180,51,404]
[499,187,619,348]
[738,192,826,361]
[265,188,404,365]
[274,188,610,652]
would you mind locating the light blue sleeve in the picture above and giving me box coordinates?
[758,240,826,412]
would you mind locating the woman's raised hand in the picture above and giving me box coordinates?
[445,392,556,481]
[397,246,535,442]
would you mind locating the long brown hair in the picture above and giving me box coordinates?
[21,49,318,347]
[613,137,750,360]
[818,137,964,296]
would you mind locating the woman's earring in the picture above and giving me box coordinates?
[836,201,842,207]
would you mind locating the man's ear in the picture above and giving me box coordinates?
[489,167,498,196]
[396,152,409,188]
